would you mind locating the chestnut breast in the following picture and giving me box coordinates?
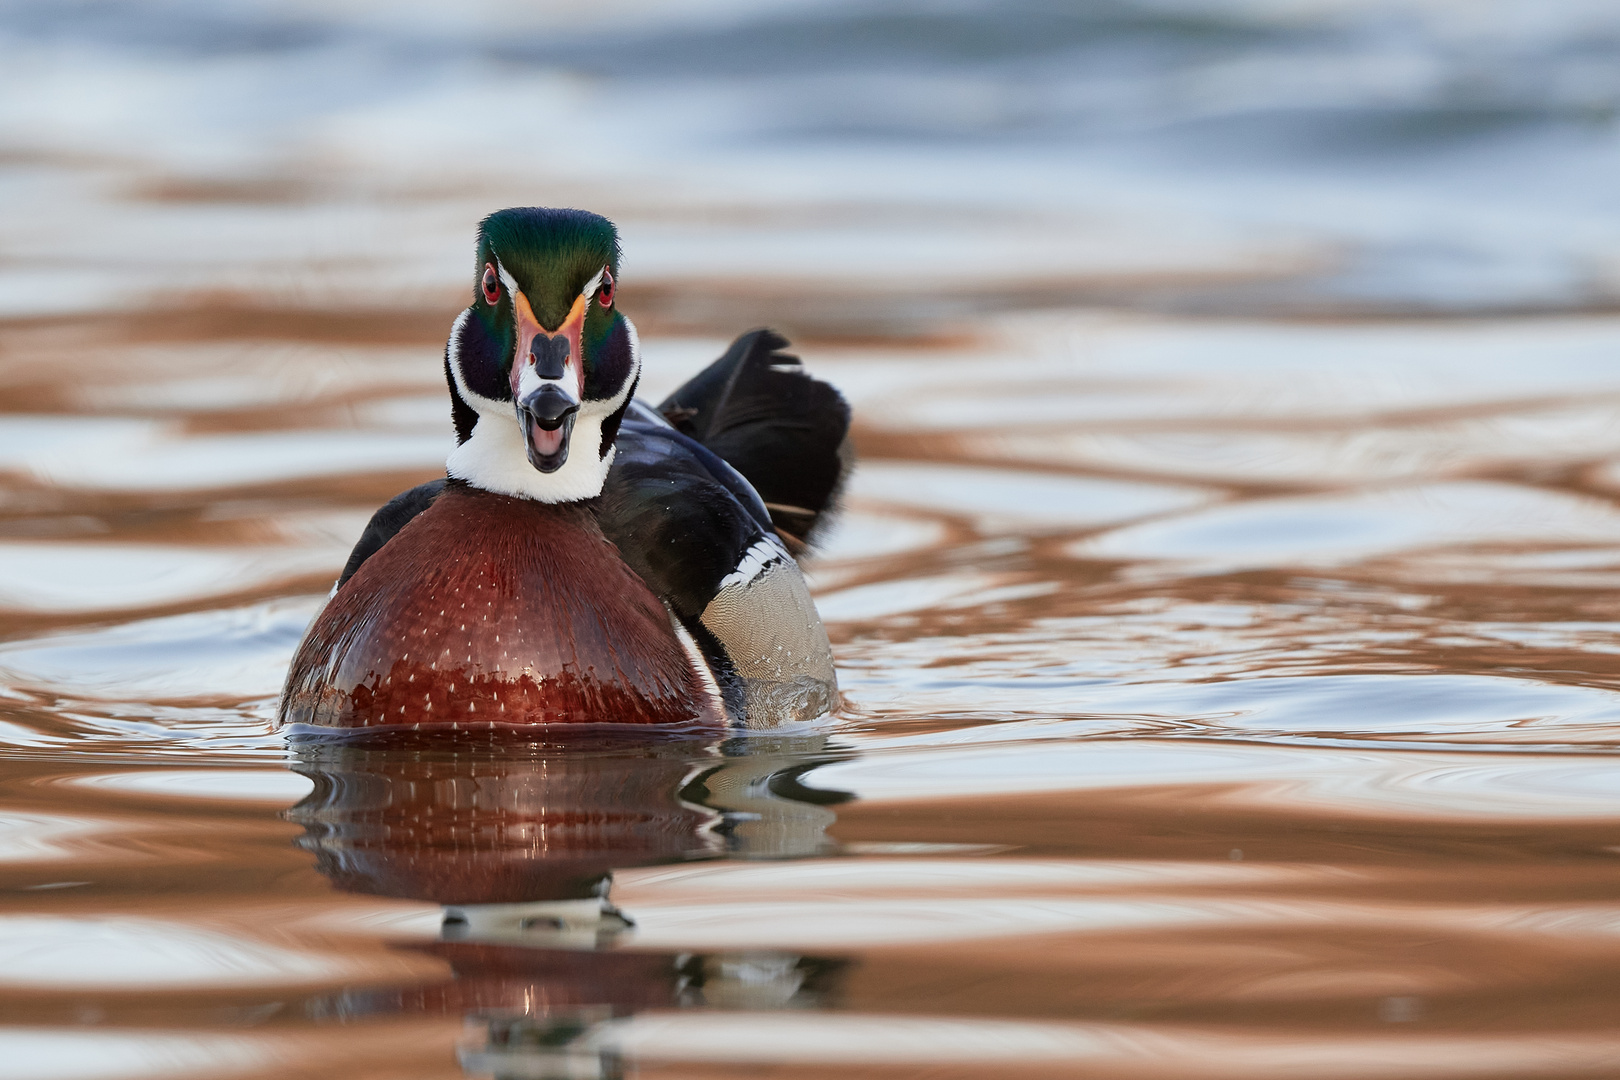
[281,484,719,731]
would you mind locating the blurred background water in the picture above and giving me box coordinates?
[7,0,1620,318]
[5,2,1620,1078]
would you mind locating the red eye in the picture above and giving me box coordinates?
[481,264,500,306]
[596,268,615,308]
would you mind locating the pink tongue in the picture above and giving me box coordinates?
[530,424,565,457]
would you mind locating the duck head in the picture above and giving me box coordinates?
[444,207,640,502]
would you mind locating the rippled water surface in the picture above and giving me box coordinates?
[8,2,1620,1078]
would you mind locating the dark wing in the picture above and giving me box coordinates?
[657,329,852,551]
[336,478,446,588]
[597,407,771,621]
[598,405,837,727]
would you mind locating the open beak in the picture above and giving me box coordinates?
[510,290,587,473]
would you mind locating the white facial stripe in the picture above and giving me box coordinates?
[619,313,643,414]
[446,307,468,372]
[495,260,519,300]
[624,315,640,365]
[581,266,607,300]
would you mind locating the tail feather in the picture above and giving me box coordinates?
[658,329,851,550]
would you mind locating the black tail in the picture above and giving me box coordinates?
[658,329,852,552]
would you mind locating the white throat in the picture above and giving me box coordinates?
[447,407,618,503]
[444,309,641,504]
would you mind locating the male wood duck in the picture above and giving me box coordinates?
[280,207,849,734]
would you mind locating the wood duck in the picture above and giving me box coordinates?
[280,207,849,735]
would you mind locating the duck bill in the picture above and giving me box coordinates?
[510,290,588,474]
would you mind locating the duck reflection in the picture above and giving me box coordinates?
[286,733,851,1078]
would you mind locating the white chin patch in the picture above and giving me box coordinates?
[448,407,616,503]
